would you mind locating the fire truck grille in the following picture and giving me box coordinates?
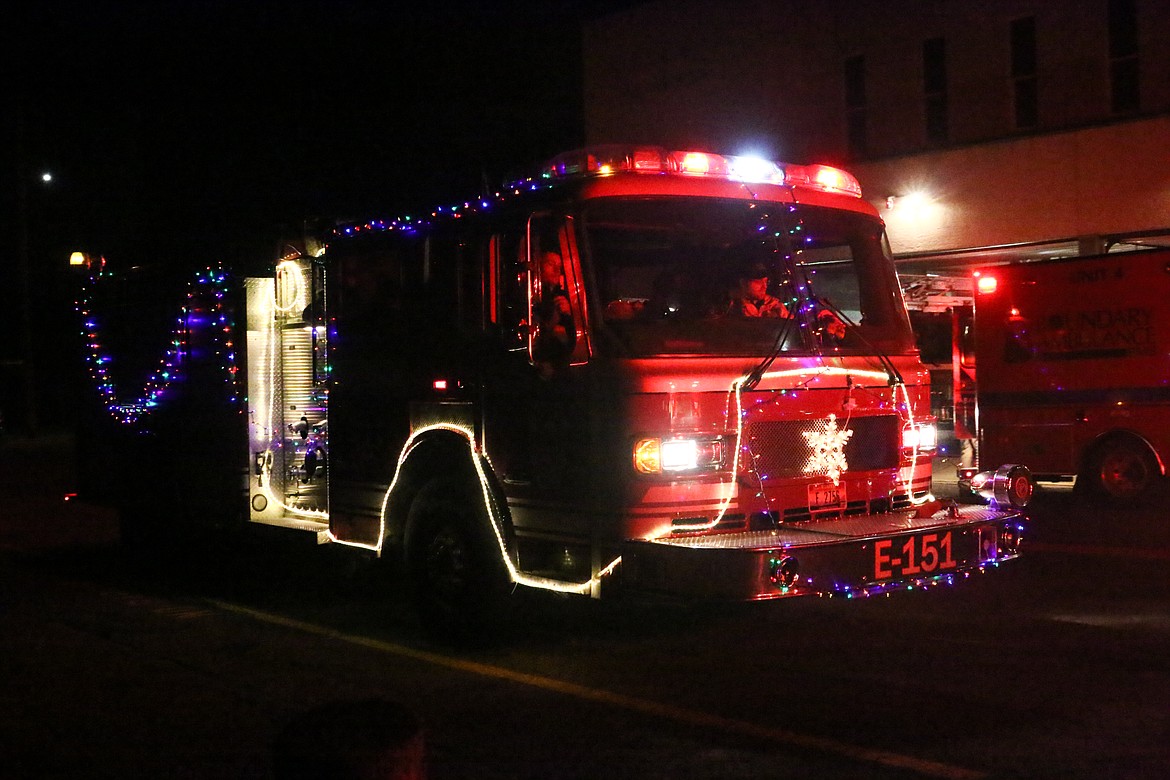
[742,415,900,480]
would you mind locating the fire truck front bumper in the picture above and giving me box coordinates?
[621,504,1026,601]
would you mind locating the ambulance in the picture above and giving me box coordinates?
[966,247,1170,502]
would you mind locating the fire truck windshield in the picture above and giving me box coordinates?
[582,197,915,357]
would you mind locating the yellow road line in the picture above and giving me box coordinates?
[209,600,985,780]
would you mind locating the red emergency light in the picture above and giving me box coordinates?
[534,145,863,197]
[674,151,719,175]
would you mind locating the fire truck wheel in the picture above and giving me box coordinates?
[1080,435,1160,503]
[405,479,511,643]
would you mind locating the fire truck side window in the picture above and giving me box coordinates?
[493,229,528,351]
[491,216,583,364]
[528,216,579,365]
[333,247,407,351]
[421,236,458,325]
[426,237,479,329]
[459,239,487,331]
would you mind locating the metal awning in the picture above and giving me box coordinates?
[895,229,1170,310]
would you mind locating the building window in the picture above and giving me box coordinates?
[1010,17,1038,129]
[844,55,867,157]
[1108,0,1139,113]
[923,37,948,144]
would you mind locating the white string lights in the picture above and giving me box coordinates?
[334,361,936,598]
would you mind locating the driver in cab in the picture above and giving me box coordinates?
[730,259,791,318]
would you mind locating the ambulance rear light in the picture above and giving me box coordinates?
[431,377,466,393]
[975,273,998,294]
[529,145,862,196]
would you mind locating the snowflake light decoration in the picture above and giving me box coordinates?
[803,413,854,485]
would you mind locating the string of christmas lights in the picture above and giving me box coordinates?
[76,266,241,425]
[329,154,567,242]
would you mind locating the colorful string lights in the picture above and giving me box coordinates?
[76,266,241,425]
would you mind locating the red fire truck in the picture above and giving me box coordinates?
[965,247,1170,502]
[76,145,1031,637]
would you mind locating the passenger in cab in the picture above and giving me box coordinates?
[533,249,576,364]
[729,259,791,318]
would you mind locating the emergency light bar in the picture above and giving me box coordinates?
[339,145,864,241]
[528,145,864,198]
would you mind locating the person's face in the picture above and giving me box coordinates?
[744,275,769,299]
[540,252,562,286]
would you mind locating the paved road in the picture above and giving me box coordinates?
[2,440,1169,778]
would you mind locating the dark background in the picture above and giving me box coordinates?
[4,0,628,266]
[2,0,637,432]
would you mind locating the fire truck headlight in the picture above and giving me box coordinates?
[901,422,938,453]
[661,439,699,471]
[633,438,662,474]
[633,436,724,475]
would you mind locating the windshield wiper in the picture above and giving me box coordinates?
[815,296,904,386]
[742,315,796,390]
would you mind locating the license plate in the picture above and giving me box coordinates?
[808,482,845,510]
[872,530,963,581]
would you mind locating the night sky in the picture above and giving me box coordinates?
[3,1,643,430]
[7,0,633,270]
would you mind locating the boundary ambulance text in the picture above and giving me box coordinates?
[965,247,1170,503]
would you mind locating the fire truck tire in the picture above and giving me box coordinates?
[1079,435,1160,503]
[405,478,512,642]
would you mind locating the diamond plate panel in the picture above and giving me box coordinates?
[653,504,1014,551]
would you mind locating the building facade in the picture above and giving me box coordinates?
[583,0,1170,268]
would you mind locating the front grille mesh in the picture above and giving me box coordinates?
[742,415,900,480]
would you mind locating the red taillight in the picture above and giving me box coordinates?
[976,274,998,294]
